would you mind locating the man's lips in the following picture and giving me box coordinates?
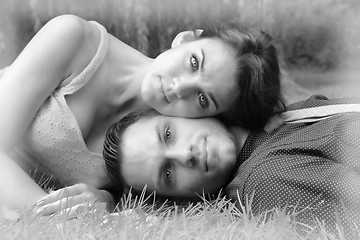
[199,137,208,172]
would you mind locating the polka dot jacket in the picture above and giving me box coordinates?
[226,95,360,236]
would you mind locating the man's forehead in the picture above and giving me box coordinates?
[121,119,152,149]
[153,115,225,129]
[133,114,175,127]
[129,114,225,133]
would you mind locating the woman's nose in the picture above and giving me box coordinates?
[172,77,196,98]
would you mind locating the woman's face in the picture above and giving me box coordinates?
[141,38,239,118]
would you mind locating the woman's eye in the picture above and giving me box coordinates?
[198,92,209,108]
[165,128,172,141]
[190,54,199,71]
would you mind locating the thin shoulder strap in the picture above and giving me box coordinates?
[283,104,360,124]
[59,21,110,95]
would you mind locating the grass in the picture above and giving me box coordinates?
[287,68,360,99]
[1,1,360,239]
[1,192,359,240]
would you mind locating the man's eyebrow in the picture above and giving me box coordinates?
[154,171,161,191]
[207,92,218,110]
[155,159,169,193]
[156,122,162,144]
[200,49,205,72]
[154,122,163,190]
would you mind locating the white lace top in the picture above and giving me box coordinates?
[13,21,110,188]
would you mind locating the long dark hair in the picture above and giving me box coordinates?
[199,21,286,129]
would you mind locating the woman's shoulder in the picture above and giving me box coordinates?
[41,15,102,56]
[43,15,87,40]
[43,15,109,82]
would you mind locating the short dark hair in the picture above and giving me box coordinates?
[103,109,159,201]
[199,21,286,129]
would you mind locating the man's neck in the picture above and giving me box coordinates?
[228,126,250,156]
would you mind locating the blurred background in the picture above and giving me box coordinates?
[0,0,359,103]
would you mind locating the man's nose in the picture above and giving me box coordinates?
[166,147,197,168]
[172,77,196,98]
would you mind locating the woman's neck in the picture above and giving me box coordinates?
[228,126,250,156]
[105,38,154,111]
[116,60,152,107]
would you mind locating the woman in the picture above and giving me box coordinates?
[0,14,283,210]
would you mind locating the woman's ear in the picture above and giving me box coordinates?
[171,29,203,48]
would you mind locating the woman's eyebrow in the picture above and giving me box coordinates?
[199,49,218,110]
[207,92,218,110]
[200,49,205,72]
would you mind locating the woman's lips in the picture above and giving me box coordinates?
[160,79,170,103]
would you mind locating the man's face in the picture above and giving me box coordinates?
[120,115,238,198]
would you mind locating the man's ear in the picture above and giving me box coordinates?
[171,29,203,48]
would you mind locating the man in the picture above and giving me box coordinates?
[106,95,360,237]
[39,96,360,237]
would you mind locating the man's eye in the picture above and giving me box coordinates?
[165,169,172,184]
[198,92,209,108]
[165,128,172,141]
[190,54,199,71]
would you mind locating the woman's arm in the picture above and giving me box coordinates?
[0,15,92,151]
[0,152,47,209]
[0,15,100,209]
